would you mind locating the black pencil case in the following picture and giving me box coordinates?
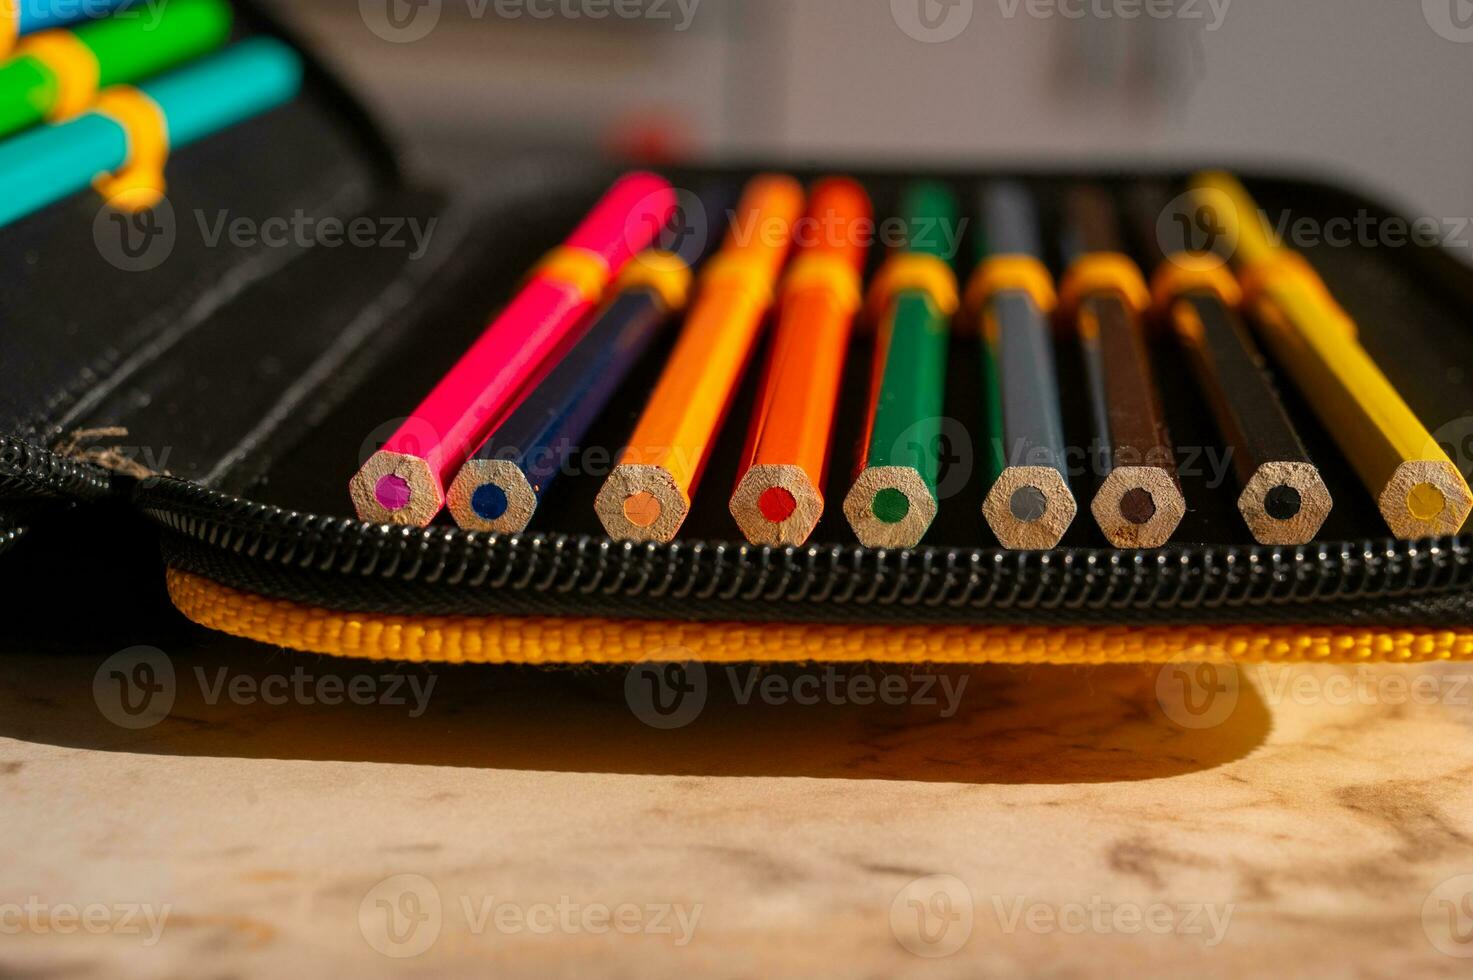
[5,3,1473,665]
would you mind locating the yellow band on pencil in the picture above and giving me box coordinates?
[91,86,170,211]
[616,249,694,311]
[534,245,611,302]
[17,29,102,121]
[867,252,959,320]
[964,254,1057,316]
[1151,255,1243,313]
[1060,252,1152,317]
[698,251,777,306]
[782,253,862,312]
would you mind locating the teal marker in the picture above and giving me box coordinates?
[0,38,304,228]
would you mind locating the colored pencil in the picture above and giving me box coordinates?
[1060,184,1186,549]
[728,177,873,546]
[352,172,677,527]
[0,0,230,137]
[0,38,303,228]
[967,181,1076,550]
[447,249,697,533]
[840,181,955,549]
[595,174,805,543]
[1132,182,1332,546]
[2,0,134,54]
[1194,172,1473,538]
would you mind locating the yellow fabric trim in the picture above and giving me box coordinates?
[964,255,1057,316]
[781,254,862,313]
[91,86,170,211]
[614,249,693,311]
[0,0,18,57]
[866,253,960,321]
[16,29,101,121]
[167,568,1473,666]
[1059,252,1152,318]
[534,246,610,303]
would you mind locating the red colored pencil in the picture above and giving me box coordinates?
[350,172,677,526]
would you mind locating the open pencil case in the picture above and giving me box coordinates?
[5,1,1473,665]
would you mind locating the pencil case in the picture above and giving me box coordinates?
[4,3,1473,666]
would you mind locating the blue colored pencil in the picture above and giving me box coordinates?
[11,0,134,39]
[0,38,303,229]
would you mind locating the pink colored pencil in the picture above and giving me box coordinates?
[350,172,677,526]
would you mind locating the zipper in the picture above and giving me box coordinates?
[0,436,112,502]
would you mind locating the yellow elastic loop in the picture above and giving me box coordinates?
[534,246,611,303]
[1150,254,1243,313]
[964,255,1058,316]
[866,252,960,321]
[1059,252,1152,317]
[1241,254,1358,341]
[697,252,776,306]
[782,253,862,313]
[16,30,101,121]
[91,86,170,212]
[615,249,694,312]
[1,0,18,58]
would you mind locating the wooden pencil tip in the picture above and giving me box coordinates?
[1238,461,1332,546]
[446,459,537,534]
[730,464,824,546]
[1090,466,1185,549]
[842,466,938,549]
[983,466,1077,550]
[1379,460,1473,539]
[595,464,689,543]
[349,451,443,527]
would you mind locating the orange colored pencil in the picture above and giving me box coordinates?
[728,178,873,546]
[595,174,806,542]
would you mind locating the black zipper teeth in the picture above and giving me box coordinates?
[0,437,112,501]
[137,476,1473,611]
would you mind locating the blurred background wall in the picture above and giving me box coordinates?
[266,0,1473,228]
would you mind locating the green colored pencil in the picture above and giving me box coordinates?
[842,181,957,548]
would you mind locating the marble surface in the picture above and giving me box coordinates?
[2,627,1473,977]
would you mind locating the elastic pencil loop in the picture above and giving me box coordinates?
[615,249,694,312]
[964,255,1057,318]
[698,252,776,305]
[16,30,102,121]
[781,253,862,313]
[866,252,960,323]
[1058,252,1151,319]
[0,0,17,57]
[533,245,611,303]
[1150,256,1243,314]
[1239,251,1343,314]
[91,86,170,212]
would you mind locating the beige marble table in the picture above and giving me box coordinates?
[3,622,1473,978]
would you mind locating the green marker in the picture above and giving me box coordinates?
[0,0,232,138]
[842,181,957,549]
